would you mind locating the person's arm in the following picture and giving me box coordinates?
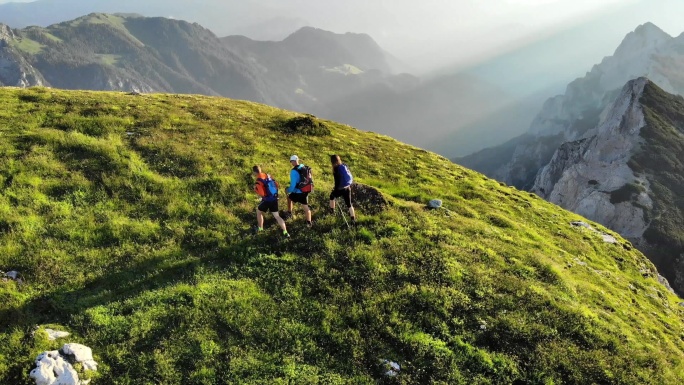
[288,169,298,194]
[333,166,341,190]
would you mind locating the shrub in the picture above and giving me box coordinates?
[271,115,331,136]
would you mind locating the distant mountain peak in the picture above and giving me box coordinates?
[614,22,672,57]
[634,22,669,37]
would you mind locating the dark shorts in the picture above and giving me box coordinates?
[330,187,352,207]
[289,192,309,205]
[258,200,279,213]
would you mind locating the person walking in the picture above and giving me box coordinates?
[329,155,356,225]
[286,155,313,227]
[252,165,289,238]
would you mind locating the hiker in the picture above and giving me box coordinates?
[252,165,289,238]
[285,155,313,227]
[329,155,356,225]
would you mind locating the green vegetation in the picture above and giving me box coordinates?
[628,82,684,285]
[0,87,683,384]
[93,54,122,66]
[10,37,45,55]
[609,183,645,204]
[272,115,331,137]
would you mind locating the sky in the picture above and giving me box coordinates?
[0,0,682,73]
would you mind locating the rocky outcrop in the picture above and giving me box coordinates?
[463,23,684,190]
[351,183,389,215]
[30,343,98,385]
[532,78,653,239]
[531,77,684,295]
[0,24,45,87]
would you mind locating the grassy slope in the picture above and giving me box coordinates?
[0,87,683,384]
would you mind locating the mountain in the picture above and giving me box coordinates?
[0,13,405,115]
[459,22,684,190]
[0,13,273,102]
[531,78,684,295]
[1,87,684,383]
[221,26,403,113]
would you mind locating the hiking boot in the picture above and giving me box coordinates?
[307,221,313,228]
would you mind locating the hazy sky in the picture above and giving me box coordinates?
[0,0,682,73]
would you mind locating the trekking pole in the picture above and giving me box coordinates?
[337,198,350,229]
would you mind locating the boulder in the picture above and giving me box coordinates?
[5,270,18,279]
[350,183,389,215]
[62,344,98,371]
[428,199,443,209]
[30,344,98,385]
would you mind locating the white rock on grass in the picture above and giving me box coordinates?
[62,344,98,371]
[381,359,401,377]
[30,344,98,385]
[44,329,70,341]
[570,221,618,244]
[5,270,19,279]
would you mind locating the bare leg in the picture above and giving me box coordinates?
[256,209,264,228]
[349,206,356,220]
[288,196,294,213]
[303,205,312,223]
[329,199,335,210]
[272,212,287,232]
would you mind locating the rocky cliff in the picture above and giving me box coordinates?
[532,78,684,294]
[0,24,45,87]
[460,22,684,190]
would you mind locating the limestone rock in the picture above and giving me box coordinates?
[381,359,401,377]
[570,221,619,244]
[62,344,98,371]
[44,329,70,341]
[658,275,676,294]
[30,344,98,385]
[5,270,18,279]
[428,199,443,209]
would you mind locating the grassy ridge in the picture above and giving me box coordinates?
[0,87,683,384]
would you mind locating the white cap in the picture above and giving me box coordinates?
[290,155,299,161]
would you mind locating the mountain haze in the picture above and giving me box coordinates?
[459,22,684,189]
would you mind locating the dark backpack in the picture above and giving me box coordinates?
[256,175,279,201]
[295,165,314,193]
[339,164,353,187]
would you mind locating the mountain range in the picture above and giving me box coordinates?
[459,22,684,295]
[0,12,516,154]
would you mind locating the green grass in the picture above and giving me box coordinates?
[10,37,45,54]
[93,54,122,66]
[0,87,683,384]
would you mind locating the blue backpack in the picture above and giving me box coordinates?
[339,164,353,187]
[257,174,279,202]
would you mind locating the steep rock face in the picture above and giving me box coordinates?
[533,78,652,239]
[532,78,684,294]
[0,24,44,87]
[460,23,684,190]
